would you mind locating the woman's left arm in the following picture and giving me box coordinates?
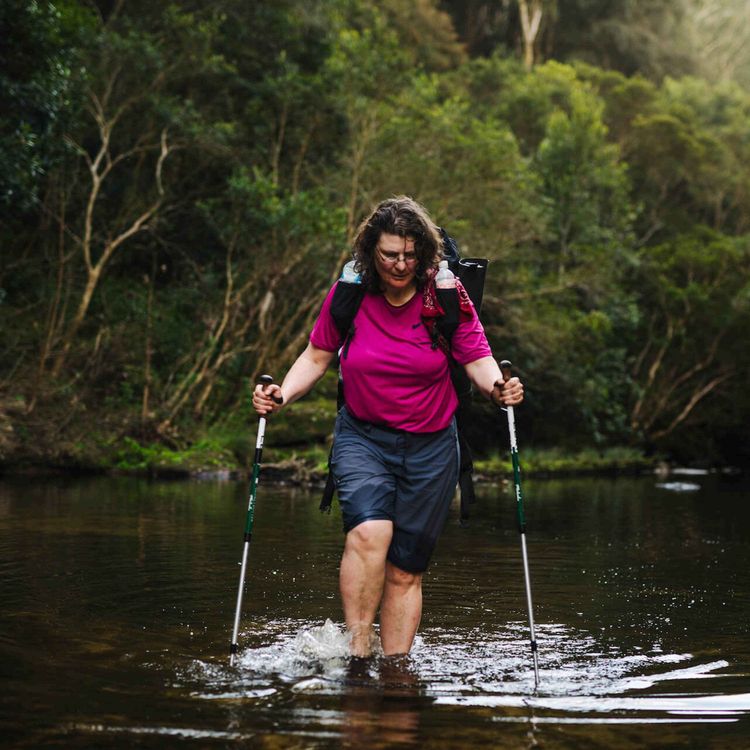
[463,356,524,407]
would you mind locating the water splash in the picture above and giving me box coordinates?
[238,618,353,675]
[289,619,354,662]
[182,619,357,699]
[178,619,747,722]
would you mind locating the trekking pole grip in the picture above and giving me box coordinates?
[258,374,284,405]
[500,359,513,384]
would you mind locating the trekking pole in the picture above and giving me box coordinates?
[229,374,283,666]
[499,360,540,688]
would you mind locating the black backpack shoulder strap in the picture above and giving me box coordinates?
[329,280,366,347]
[320,280,364,513]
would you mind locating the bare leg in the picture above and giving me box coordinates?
[379,561,423,655]
[339,520,393,656]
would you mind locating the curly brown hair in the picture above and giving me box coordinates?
[351,196,444,293]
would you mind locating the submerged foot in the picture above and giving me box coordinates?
[346,654,374,683]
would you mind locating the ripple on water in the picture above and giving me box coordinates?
[174,618,747,723]
[414,622,747,720]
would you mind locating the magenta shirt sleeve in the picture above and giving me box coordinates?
[450,301,493,365]
[309,282,343,352]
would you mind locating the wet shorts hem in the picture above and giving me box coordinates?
[343,510,393,534]
[386,549,428,574]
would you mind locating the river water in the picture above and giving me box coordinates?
[1,473,748,748]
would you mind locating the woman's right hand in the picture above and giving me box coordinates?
[252,382,284,416]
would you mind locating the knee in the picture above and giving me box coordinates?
[346,520,392,555]
[385,563,422,589]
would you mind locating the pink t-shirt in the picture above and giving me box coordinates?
[310,283,492,432]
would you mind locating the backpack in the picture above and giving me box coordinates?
[320,228,488,524]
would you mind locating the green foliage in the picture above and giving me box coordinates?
[476,445,653,477]
[625,227,750,453]
[0,0,92,207]
[3,0,750,472]
[112,436,238,473]
[535,84,632,271]
[444,1,750,90]
[364,72,542,256]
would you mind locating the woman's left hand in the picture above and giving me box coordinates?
[491,377,524,407]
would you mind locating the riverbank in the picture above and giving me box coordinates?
[0,386,677,483]
[0,432,659,483]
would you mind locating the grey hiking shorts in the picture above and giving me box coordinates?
[330,406,460,573]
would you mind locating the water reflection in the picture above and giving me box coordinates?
[1,474,749,748]
[338,657,422,748]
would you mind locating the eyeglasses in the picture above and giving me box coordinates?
[376,247,418,266]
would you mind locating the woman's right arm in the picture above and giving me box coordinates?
[252,342,335,416]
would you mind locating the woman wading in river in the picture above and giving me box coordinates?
[253,196,523,656]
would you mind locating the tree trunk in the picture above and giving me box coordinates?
[518,0,544,70]
[51,127,169,377]
[141,263,156,425]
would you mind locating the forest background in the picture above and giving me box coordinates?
[2,0,750,478]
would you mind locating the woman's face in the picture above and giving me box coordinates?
[374,233,418,296]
